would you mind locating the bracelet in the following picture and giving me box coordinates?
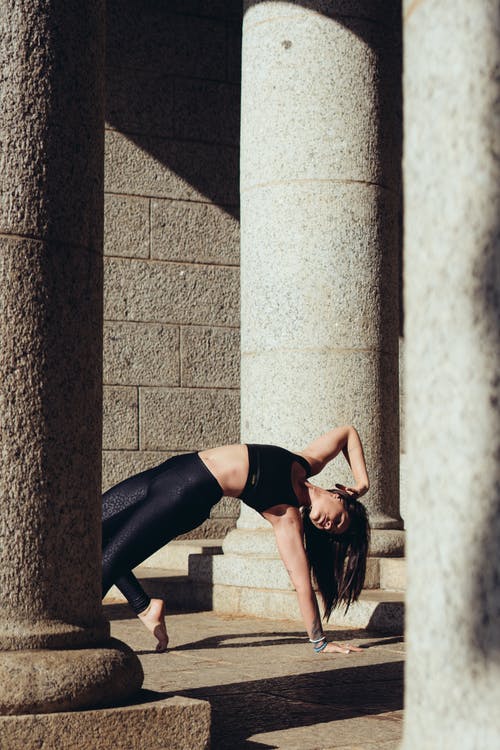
[309,635,326,644]
[314,640,328,653]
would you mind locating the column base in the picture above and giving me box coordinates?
[0,638,143,715]
[0,694,210,750]
[0,616,110,650]
[212,528,405,630]
[223,526,406,558]
[369,529,405,557]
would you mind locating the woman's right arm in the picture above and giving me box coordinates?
[301,425,369,496]
[268,507,362,655]
[271,508,324,641]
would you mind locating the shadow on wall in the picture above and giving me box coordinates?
[105,0,242,219]
[105,1,403,218]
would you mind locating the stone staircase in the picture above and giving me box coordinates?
[104,539,405,634]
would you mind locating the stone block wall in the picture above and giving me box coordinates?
[102,1,242,538]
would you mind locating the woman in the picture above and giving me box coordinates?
[102,425,370,655]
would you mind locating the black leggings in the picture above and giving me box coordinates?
[102,452,223,614]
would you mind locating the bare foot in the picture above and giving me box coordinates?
[138,598,169,652]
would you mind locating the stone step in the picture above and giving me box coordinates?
[365,556,407,591]
[141,539,224,572]
[1,694,210,750]
[379,557,407,591]
[104,567,404,634]
[187,549,407,593]
[139,538,406,591]
[104,568,212,612]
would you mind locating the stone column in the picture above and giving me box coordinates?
[0,0,142,715]
[403,1,500,748]
[239,2,402,539]
[215,0,403,620]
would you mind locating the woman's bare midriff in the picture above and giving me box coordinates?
[198,444,249,497]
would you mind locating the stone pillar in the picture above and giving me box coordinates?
[0,0,143,715]
[403,1,500,748]
[215,1,403,620]
[238,2,402,540]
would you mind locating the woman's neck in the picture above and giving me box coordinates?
[293,477,312,508]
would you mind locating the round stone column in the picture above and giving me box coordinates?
[0,0,143,714]
[238,1,403,546]
[403,1,500,748]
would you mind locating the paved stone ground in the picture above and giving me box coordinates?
[106,603,404,750]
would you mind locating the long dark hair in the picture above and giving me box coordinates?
[302,493,370,619]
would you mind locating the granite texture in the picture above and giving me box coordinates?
[241,349,400,528]
[104,257,239,328]
[139,387,239,451]
[173,78,240,145]
[151,198,239,265]
[105,66,175,139]
[0,0,142,715]
[104,194,150,258]
[106,1,227,79]
[181,326,240,388]
[199,555,294,590]
[105,130,239,206]
[239,0,402,538]
[241,183,399,353]
[104,321,180,387]
[403,0,500,747]
[0,640,143,715]
[0,695,210,750]
[210,584,403,633]
[0,241,108,649]
[102,0,242,515]
[102,386,139,450]
[0,0,104,248]
[241,3,401,190]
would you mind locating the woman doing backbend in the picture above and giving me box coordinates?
[102,425,370,655]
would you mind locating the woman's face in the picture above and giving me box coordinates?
[309,487,350,534]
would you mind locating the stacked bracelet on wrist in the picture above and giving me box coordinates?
[309,635,328,653]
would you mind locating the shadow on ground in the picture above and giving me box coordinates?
[135,659,403,749]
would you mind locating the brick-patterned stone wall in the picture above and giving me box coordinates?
[102,1,242,538]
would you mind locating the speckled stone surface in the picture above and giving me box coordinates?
[104,194,150,258]
[102,1,242,538]
[0,0,142,713]
[0,695,210,750]
[403,0,500,748]
[105,605,405,750]
[0,640,143,715]
[239,1,402,532]
[151,199,240,265]
[0,1,107,649]
[139,387,239,451]
[103,385,139,450]
[104,321,180,387]
[104,257,239,327]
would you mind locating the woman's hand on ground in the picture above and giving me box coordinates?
[322,641,363,655]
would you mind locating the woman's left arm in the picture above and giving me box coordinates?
[302,425,369,496]
[269,508,362,654]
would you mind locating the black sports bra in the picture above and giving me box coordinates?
[238,444,311,514]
